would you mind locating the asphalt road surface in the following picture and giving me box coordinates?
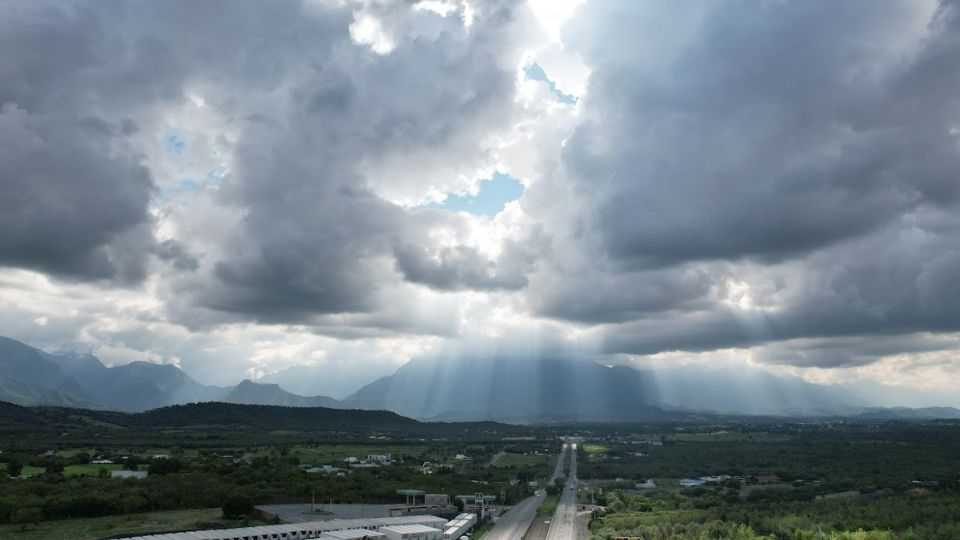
[545,443,581,540]
[482,444,569,540]
[482,490,547,540]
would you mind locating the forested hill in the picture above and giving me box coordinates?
[133,402,421,431]
[0,400,517,441]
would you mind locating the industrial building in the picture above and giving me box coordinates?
[389,490,457,517]
[323,530,385,540]
[442,513,477,540]
[122,514,449,540]
[380,524,443,540]
[111,470,148,480]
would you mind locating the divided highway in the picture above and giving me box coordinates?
[482,443,570,540]
[545,443,581,540]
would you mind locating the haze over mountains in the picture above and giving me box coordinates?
[340,356,876,420]
[2,335,958,420]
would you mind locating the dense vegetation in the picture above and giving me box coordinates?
[589,484,960,539]
[577,422,960,487]
[0,445,540,525]
[581,421,960,539]
[3,401,959,539]
[0,402,556,528]
[0,401,521,441]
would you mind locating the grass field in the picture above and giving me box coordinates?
[53,448,99,458]
[667,431,792,442]
[494,453,551,468]
[0,508,260,540]
[582,444,608,454]
[1,464,47,477]
[598,509,709,529]
[538,495,560,516]
[64,464,124,477]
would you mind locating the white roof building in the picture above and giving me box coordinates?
[380,525,442,540]
[122,515,448,540]
[442,514,476,540]
[320,529,385,540]
[111,470,148,480]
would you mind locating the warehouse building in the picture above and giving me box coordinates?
[380,524,443,540]
[122,515,447,540]
[442,513,477,540]
[322,529,385,540]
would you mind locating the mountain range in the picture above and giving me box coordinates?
[2,335,959,420]
[0,336,336,413]
[338,356,876,421]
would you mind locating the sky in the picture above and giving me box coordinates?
[1,0,958,403]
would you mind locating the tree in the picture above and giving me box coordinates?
[148,457,182,476]
[5,461,23,477]
[12,507,42,531]
[222,494,254,519]
[119,495,148,514]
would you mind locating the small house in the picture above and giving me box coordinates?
[111,470,148,480]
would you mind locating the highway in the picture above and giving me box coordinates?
[481,490,547,540]
[545,443,581,540]
[482,444,569,540]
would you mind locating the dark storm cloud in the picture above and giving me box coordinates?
[0,2,165,282]
[517,0,960,365]
[155,240,199,272]
[530,266,714,324]
[0,105,155,281]
[395,242,528,291]
[559,0,959,269]
[600,211,960,357]
[753,334,960,369]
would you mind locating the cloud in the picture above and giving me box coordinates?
[0,102,155,282]
[596,210,960,359]
[556,0,956,268]
[515,0,960,368]
[3,0,960,393]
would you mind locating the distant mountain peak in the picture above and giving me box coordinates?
[0,335,100,409]
[223,379,339,408]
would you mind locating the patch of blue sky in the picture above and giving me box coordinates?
[205,165,227,181]
[155,166,226,202]
[162,133,186,155]
[157,178,201,200]
[524,62,577,105]
[427,173,525,217]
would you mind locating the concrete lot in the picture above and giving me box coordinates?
[258,503,394,523]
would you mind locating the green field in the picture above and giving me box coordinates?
[53,448,98,458]
[668,431,792,442]
[539,495,559,516]
[582,444,608,454]
[1,464,47,477]
[0,508,259,540]
[494,453,551,468]
[64,464,124,477]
